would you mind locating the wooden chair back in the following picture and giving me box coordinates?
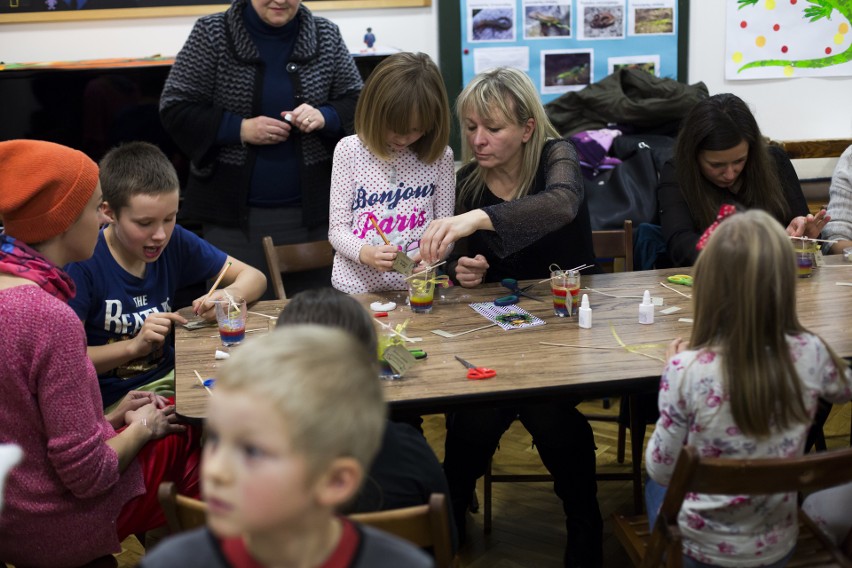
[350,493,455,568]
[592,219,633,272]
[157,481,208,534]
[261,236,335,300]
[157,484,454,566]
[613,446,852,568]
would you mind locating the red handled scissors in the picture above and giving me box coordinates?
[455,355,497,380]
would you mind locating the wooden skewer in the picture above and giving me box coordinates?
[404,260,448,280]
[789,235,839,244]
[248,311,278,319]
[659,281,692,298]
[198,261,232,313]
[540,342,621,350]
[193,370,212,394]
[369,215,391,245]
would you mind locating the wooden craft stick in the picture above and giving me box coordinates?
[539,342,621,350]
[199,261,232,312]
[193,370,212,395]
[789,235,838,245]
[375,318,422,342]
[659,281,692,298]
[369,215,391,245]
[248,311,278,319]
[404,260,448,280]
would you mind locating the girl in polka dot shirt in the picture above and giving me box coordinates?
[329,52,455,294]
[645,210,852,568]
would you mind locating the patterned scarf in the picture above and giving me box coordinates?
[0,234,76,302]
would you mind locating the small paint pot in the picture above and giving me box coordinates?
[844,247,852,262]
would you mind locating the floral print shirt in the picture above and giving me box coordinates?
[645,333,852,567]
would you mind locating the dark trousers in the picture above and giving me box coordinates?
[443,401,603,567]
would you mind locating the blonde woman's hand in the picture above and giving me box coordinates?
[455,255,489,288]
[420,210,492,264]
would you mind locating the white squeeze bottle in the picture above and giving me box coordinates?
[638,290,654,325]
[578,294,592,329]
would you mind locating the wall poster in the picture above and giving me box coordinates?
[459,0,679,103]
[726,0,852,80]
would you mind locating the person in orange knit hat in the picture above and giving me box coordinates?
[0,140,200,568]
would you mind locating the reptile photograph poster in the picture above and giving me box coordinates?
[460,0,680,102]
[725,0,852,80]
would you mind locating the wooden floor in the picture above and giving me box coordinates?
[117,399,852,568]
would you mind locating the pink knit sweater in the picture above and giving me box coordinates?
[0,285,144,568]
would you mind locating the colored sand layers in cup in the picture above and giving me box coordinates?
[214,297,247,346]
[408,275,436,314]
[551,269,580,317]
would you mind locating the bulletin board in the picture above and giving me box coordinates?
[458,0,685,104]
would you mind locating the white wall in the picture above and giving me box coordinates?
[0,5,439,64]
[1,0,849,177]
[687,3,852,179]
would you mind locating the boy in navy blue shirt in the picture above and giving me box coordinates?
[66,142,267,409]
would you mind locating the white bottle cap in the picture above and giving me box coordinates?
[581,294,590,309]
[641,290,652,306]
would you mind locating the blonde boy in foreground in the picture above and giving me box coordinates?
[141,326,433,568]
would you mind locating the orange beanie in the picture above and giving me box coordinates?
[0,139,99,244]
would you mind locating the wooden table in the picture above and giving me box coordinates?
[175,257,852,421]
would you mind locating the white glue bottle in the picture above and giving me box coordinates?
[638,290,654,325]
[578,294,592,329]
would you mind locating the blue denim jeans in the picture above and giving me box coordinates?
[644,479,794,568]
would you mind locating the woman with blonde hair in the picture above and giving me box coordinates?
[419,67,601,567]
[646,209,852,568]
[419,66,596,284]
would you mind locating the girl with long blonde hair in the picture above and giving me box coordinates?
[645,209,851,568]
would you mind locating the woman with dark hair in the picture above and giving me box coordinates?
[659,93,827,267]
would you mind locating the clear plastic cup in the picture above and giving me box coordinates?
[213,297,247,346]
[408,273,435,314]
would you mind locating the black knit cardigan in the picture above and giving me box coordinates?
[160,0,363,230]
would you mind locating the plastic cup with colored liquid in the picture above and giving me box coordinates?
[408,273,435,314]
[551,270,571,317]
[794,242,817,278]
[566,270,581,311]
[213,297,247,346]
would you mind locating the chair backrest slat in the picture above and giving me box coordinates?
[591,219,633,272]
[262,236,335,300]
[645,446,852,568]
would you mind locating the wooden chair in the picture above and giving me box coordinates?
[350,493,455,568]
[157,483,454,567]
[261,236,335,300]
[157,481,208,534]
[612,445,852,568]
[592,219,633,273]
